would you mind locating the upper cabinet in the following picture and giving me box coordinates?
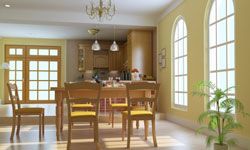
[78,43,93,71]
[109,45,124,71]
[94,51,109,68]
[126,30,152,76]
[78,40,125,72]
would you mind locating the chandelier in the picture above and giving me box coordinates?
[86,0,116,22]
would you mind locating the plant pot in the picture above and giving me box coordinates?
[214,143,228,150]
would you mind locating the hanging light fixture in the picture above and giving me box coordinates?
[86,0,116,22]
[92,40,101,51]
[88,28,101,51]
[110,26,119,51]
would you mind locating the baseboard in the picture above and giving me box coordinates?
[165,114,250,149]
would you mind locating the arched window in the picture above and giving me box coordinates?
[173,17,188,108]
[208,0,235,105]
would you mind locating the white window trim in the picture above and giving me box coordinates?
[204,0,236,112]
[171,15,188,111]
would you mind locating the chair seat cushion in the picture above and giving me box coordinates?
[71,111,96,117]
[110,103,128,108]
[15,108,44,115]
[122,110,152,116]
[72,104,93,108]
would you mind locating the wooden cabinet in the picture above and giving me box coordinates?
[126,30,152,76]
[78,40,125,72]
[94,54,109,68]
[78,44,93,71]
[109,45,124,71]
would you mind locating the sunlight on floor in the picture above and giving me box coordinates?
[102,136,185,149]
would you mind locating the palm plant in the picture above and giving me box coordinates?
[193,81,249,148]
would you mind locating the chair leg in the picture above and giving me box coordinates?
[136,120,139,129]
[108,109,111,125]
[16,115,21,136]
[111,109,115,128]
[152,119,157,147]
[94,120,99,149]
[122,114,126,141]
[42,113,45,136]
[67,121,72,150]
[10,115,16,140]
[144,120,148,140]
[131,121,133,135]
[39,114,42,140]
[127,120,131,149]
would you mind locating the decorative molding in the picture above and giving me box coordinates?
[157,0,184,23]
[165,114,250,149]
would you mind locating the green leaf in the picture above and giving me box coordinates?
[198,110,218,123]
[206,135,216,146]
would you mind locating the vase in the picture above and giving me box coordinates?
[131,72,139,81]
[214,143,228,150]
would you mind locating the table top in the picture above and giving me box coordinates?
[51,80,156,91]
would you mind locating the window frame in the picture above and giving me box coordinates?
[171,16,188,110]
[4,45,61,104]
[205,0,236,111]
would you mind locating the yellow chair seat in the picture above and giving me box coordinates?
[15,108,44,115]
[71,111,96,117]
[110,103,128,108]
[122,110,152,116]
[72,104,93,108]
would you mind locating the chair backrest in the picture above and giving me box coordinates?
[64,82,101,117]
[7,83,21,113]
[126,82,160,116]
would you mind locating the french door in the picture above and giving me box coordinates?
[5,45,61,103]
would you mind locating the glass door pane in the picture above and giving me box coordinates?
[8,60,24,101]
[28,60,59,102]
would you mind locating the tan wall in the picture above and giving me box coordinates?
[157,0,250,139]
[0,38,67,103]
[66,40,85,82]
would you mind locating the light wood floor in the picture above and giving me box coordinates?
[0,120,245,150]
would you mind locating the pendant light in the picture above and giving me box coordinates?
[88,28,101,51]
[92,40,101,51]
[110,26,119,51]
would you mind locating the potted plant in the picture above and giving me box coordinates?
[193,81,249,150]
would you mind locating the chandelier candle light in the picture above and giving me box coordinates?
[86,0,116,22]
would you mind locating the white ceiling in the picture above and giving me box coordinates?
[0,0,183,40]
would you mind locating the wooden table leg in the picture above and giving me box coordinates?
[56,92,62,141]
[60,99,63,133]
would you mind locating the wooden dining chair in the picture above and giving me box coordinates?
[65,82,101,150]
[7,83,45,140]
[108,98,127,128]
[121,82,160,149]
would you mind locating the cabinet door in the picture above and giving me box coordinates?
[79,44,93,71]
[85,46,93,70]
[94,55,109,68]
[109,51,122,71]
[127,33,132,70]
